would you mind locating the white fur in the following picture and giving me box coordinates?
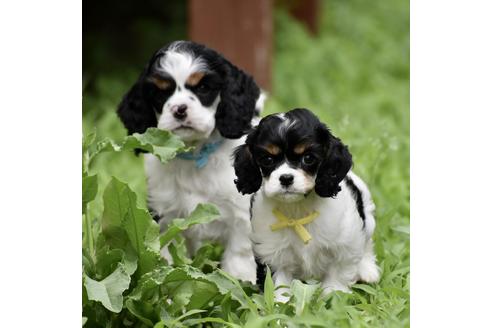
[156,50,216,142]
[251,171,380,300]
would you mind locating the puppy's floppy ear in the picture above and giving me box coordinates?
[216,63,260,139]
[315,127,353,198]
[117,75,157,135]
[233,144,262,194]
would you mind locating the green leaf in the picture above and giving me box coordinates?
[82,175,98,214]
[264,266,275,314]
[205,270,257,312]
[160,203,220,246]
[392,225,410,235]
[83,264,131,313]
[352,283,377,295]
[190,243,218,270]
[184,317,242,328]
[126,299,157,327]
[290,280,321,316]
[128,266,173,302]
[88,128,187,166]
[243,313,291,328]
[102,177,161,276]
[95,247,137,279]
[122,128,188,164]
[102,177,132,231]
[168,239,192,266]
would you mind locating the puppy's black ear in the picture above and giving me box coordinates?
[233,144,262,194]
[117,73,157,135]
[315,127,353,198]
[216,64,260,139]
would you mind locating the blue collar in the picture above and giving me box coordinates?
[176,139,225,169]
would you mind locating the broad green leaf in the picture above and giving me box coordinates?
[206,270,257,312]
[264,266,274,313]
[88,128,187,166]
[95,247,137,279]
[83,264,131,313]
[102,177,161,276]
[164,268,220,310]
[82,175,98,214]
[290,280,321,316]
[167,280,195,313]
[126,299,157,327]
[122,128,188,164]
[128,266,173,302]
[101,178,132,232]
[168,240,192,266]
[160,204,220,247]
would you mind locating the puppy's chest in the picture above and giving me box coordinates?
[251,202,340,277]
[145,152,245,218]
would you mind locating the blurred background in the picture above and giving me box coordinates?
[83,3,408,319]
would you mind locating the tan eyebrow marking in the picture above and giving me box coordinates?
[186,71,206,86]
[262,144,281,155]
[294,143,309,155]
[150,76,172,90]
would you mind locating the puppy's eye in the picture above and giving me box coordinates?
[302,154,317,165]
[259,156,275,167]
[197,83,209,92]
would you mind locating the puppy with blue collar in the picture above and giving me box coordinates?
[233,108,380,301]
[117,41,266,283]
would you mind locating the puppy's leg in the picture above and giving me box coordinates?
[273,270,293,303]
[221,231,256,283]
[356,239,380,283]
[322,262,358,295]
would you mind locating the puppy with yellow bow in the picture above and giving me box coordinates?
[233,108,380,302]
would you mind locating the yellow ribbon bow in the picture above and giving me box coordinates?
[270,208,319,244]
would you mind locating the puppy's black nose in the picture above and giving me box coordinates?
[173,104,187,120]
[279,174,294,187]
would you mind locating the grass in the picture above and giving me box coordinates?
[83,0,409,326]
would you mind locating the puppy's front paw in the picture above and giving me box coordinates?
[357,258,380,283]
[322,282,351,296]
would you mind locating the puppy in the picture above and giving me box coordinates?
[233,108,380,300]
[117,41,266,283]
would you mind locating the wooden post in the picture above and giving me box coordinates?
[289,0,320,35]
[188,0,273,91]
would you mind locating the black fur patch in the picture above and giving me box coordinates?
[255,256,267,290]
[344,176,366,224]
[148,206,161,223]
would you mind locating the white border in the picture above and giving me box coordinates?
[412,0,492,326]
[2,0,492,326]
[0,1,81,326]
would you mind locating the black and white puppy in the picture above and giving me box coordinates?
[118,41,266,283]
[233,108,379,300]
